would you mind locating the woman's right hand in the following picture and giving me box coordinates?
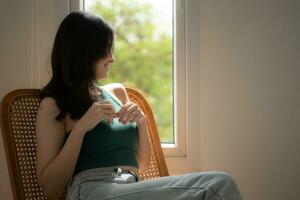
[73,100,116,135]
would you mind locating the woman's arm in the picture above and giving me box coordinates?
[36,95,116,199]
[36,97,85,200]
[109,83,151,174]
[136,120,151,174]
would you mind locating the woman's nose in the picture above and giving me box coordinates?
[110,54,115,63]
[108,53,115,63]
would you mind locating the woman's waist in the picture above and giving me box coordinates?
[74,154,140,177]
[81,165,138,173]
[68,166,140,189]
[75,165,139,177]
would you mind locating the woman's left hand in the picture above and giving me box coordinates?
[116,102,146,126]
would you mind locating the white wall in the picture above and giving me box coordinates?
[1,0,300,200]
[198,0,300,199]
[0,0,68,199]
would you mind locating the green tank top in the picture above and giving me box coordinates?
[68,87,139,176]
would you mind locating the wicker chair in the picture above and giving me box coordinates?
[1,87,169,200]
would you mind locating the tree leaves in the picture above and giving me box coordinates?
[89,0,173,143]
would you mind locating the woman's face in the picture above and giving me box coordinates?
[95,52,115,80]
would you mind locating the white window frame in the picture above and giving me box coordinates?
[69,0,201,174]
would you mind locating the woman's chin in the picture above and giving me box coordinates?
[97,75,108,80]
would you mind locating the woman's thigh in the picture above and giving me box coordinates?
[76,171,243,200]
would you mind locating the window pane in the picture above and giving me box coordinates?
[85,0,174,144]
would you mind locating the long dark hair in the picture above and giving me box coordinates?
[40,11,114,121]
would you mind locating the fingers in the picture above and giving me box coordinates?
[102,110,114,117]
[118,103,140,124]
[96,101,143,124]
[118,103,133,123]
[116,102,131,117]
[98,102,115,123]
[102,112,114,123]
[95,101,116,112]
[122,107,138,124]
[129,112,139,123]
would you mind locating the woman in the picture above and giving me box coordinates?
[35,11,243,200]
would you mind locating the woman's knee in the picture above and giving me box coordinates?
[217,171,237,185]
[199,171,238,188]
[207,171,243,199]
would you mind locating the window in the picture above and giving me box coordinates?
[70,0,188,158]
[85,0,174,145]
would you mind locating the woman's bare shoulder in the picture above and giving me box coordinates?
[101,83,129,104]
[39,97,73,134]
[101,83,124,91]
[39,96,60,113]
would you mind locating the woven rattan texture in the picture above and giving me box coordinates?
[9,95,49,199]
[128,95,162,180]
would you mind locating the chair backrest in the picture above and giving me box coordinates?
[1,87,169,200]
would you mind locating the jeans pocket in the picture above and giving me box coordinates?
[69,174,109,198]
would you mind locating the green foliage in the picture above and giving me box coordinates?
[87,0,173,143]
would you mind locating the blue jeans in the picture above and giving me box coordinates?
[67,167,243,200]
